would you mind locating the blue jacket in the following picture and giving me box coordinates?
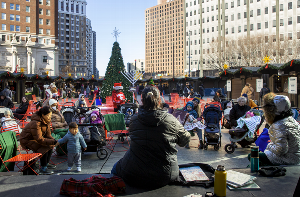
[184,101,198,119]
[58,130,87,154]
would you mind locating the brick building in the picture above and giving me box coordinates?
[0,0,59,75]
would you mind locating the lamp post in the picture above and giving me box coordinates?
[135,59,136,71]
[188,31,191,77]
[173,42,174,79]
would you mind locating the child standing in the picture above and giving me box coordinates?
[56,122,87,172]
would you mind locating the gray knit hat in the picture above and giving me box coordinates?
[273,95,291,115]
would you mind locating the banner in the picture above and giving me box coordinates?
[288,77,297,94]
[226,80,231,92]
[256,79,263,92]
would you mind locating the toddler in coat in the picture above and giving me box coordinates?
[56,122,87,172]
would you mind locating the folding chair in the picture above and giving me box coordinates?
[1,124,21,137]
[103,114,129,152]
[0,131,18,172]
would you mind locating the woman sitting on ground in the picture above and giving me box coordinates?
[13,96,29,120]
[111,86,191,188]
[250,93,300,165]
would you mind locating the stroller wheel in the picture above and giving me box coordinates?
[214,145,219,151]
[97,148,108,160]
[225,144,235,154]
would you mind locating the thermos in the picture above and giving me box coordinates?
[251,146,259,172]
[214,165,227,197]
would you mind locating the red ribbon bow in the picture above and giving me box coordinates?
[265,64,268,69]
[240,68,242,73]
[290,60,294,67]
[225,70,227,75]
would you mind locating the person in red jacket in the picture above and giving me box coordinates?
[112,83,126,112]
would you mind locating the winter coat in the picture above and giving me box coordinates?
[58,130,87,154]
[0,92,14,108]
[260,87,270,99]
[199,86,204,97]
[86,86,90,95]
[90,110,102,124]
[15,101,29,114]
[229,104,251,127]
[112,90,125,108]
[213,90,225,102]
[248,99,257,108]
[184,101,198,119]
[115,107,191,188]
[2,88,12,99]
[20,113,56,154]
[264,116,300,165]
[241,86,253,100]
[50,108,68,130]
[75,94,87,108]
[81,86,84,93]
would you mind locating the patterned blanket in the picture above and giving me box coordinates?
[237,116,261,138]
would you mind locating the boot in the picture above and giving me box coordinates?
[185,143,190,149]
[198,140,203,149]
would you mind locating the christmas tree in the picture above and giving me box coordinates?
[100,42,132,103]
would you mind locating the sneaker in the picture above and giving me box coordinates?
[47,164,56,169]
[67,167,72,171]
[39,168,54,175]
[77,167,81,172]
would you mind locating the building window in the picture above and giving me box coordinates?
[26,26,30,32]
[288,33,292,40]
[10,3,14,10]
[46,0,50,6]
[250,10,253,17]
[1,13,5,20]
[46,39,50,45]
[43,56,47,62]
[39,8,43,14]
[265,7,268,14]
[298,16,300,23]
[39,38,43,44]
[257,9,261,16]
[39,28,43,34]
[265,21,268,28]
[231,1,234,8]
[10,25,14,31]
[71,4,74,12]
[16,4,20,11]
[257,23,261,30]
[76,4,79,13]
[225,3,228,9]
[280,19,284,26]
[231,14,234,21]
[46,9,50,16]
[238,13,241,19]
[26,6,30,12]
[16,25,20,31]
[250,24,253,31]
[39,0,43,4]
[46,19,50,25]
[244,25,247,32]
[238,26,241,33]
[26,16,30,23]
[1,2,6,9]
[16,15,20,22]
[288,17,292,25]
[10,14,14,21]
[288,48,292,55]
[61,2,64,11]
[231,27,234,33]
[244,12,247,18]
[288,2,292,10]
[273,20,276,27]
[46,29,50,35]
[39,18,43,25]
[280,4,283,11]
[2,24,5,30]
[280,34,284,41]
[272,6,276,13]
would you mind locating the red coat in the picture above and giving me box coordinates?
[112,90,126,108]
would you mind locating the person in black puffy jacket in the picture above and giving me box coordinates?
[0,92,14,109]
[229,96,251,127]
[13,96,29,120]
[112,86,191,189]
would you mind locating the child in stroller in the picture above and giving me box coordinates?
[124,108,133,127]
[225,108,264,154]
[223,101,233,129]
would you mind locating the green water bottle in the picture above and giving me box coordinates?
[251,146,259,172]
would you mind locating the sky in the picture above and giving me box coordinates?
[86,0,157,76]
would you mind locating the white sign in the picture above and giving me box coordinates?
[288,77,297,94]
[226,80,231,92]
[256,79,263,92]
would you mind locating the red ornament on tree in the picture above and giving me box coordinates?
[112,65,114,67]
[108,72,110,74]
[118,71,120,73]
[290,60,294,67]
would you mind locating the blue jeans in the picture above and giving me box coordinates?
[196,128,203,141]
[111,162,118,175]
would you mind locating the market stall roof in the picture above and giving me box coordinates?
[280,59,300,73]
[219,68,238,78]
[257,63,284,74]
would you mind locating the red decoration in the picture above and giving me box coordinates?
[240,68,242,73]
[173,78,174,81]
[36,74,38,79]
[118,71,120,73]
[265,64,268,69]
[47,76,49,79]
[225,70,227,75]
[290,60,294,67]
[7,72,10,76]
[108,72,110,74]
[82,78,83,80]
[103,78,105,80]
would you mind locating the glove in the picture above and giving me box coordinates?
[258,166,286,177]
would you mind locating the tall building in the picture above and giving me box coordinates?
[86,18,92,77]
[57,0,87,77]
[92,31,98,78]
[127,59,145,73]
[0,0,59,75]
[145,0,185,78]
[186,0,300,76]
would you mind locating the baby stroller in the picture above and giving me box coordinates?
[224,108,264,154]
[61,102,76,124]
[202,103,223,151]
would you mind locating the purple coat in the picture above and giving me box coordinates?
[90,110,102,124]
